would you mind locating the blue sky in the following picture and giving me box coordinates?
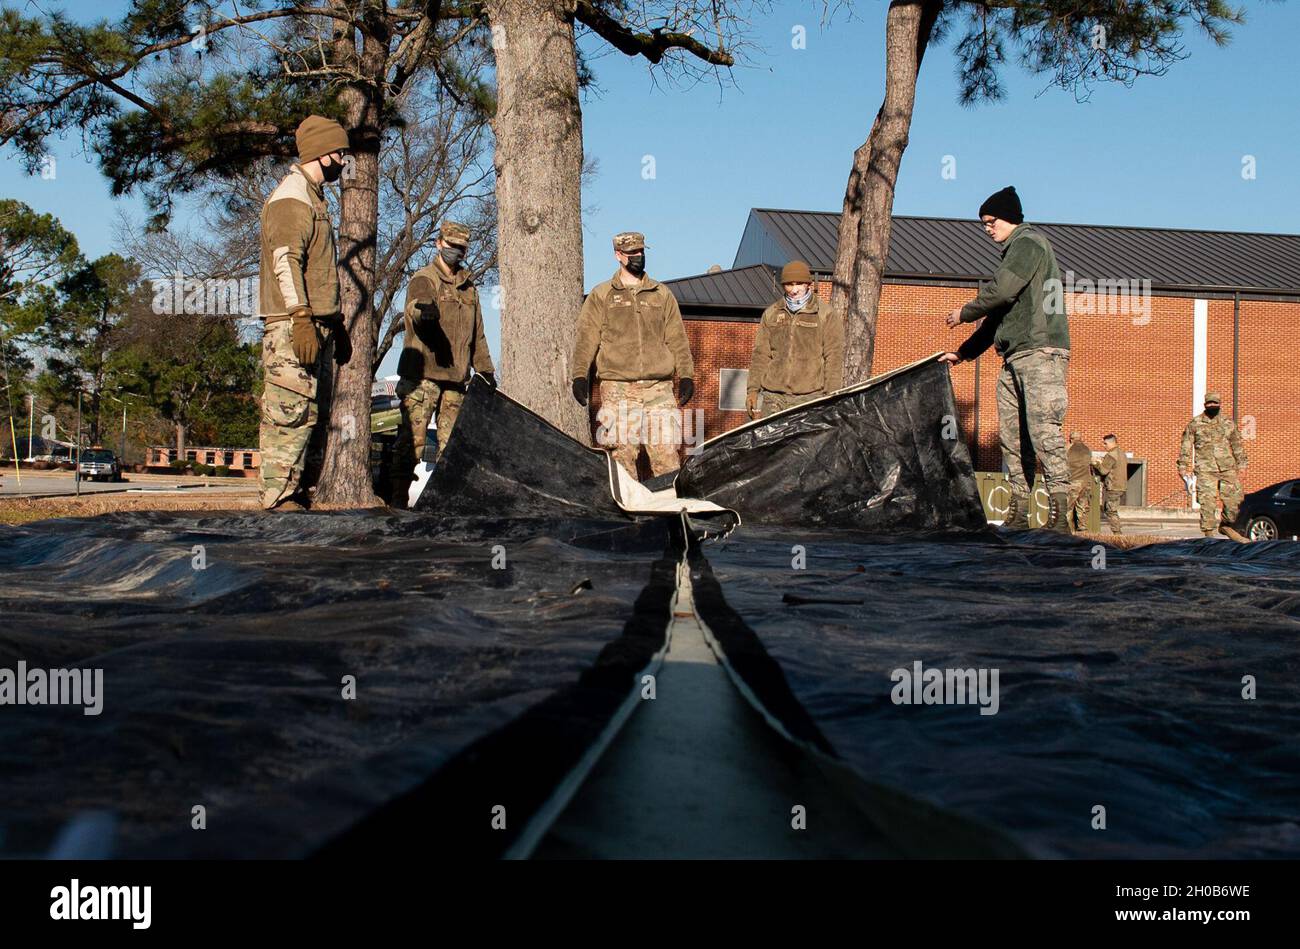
[4,0,1298,377]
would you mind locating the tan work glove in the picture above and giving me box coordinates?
[290,306,321,368]
[746,391,759,418]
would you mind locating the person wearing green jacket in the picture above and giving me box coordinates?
[941,186,1071,532]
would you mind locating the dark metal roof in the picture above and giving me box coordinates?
[733,208,1300,295]
[663,264,779,309]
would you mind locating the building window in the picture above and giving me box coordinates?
[718,369,749,411]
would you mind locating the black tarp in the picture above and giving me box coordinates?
[3,363,1299,860]
[416,377,738,535]
[416,378,626,520]
[694,526,1300,857]
[0,510,679,858]
[676,356,987,532]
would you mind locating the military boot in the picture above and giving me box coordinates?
[1219,523,1249,543]
[1045,492,1073,534]
[1002,493,1031,530]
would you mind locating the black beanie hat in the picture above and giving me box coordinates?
[979,186,1024,225]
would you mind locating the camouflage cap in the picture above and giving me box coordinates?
[441,221,471,246]
[1204,391,1222,405]
[613,232,646,252]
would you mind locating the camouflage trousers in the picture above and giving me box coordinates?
[1102,489,1125,534]
[1194,469,1244,533]
[596,379,681,479]
[759,389,819,419]
[389,378,465,504]
[258,319,332,509]
[997,349,1070,496]
[1067,480,1092,532]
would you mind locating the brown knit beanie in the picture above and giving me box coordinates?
[296,116,350,164]
[780,260,813,285]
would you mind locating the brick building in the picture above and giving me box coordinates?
[640,208,1300,506]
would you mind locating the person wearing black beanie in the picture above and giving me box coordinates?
[940,187,1073,534]
[978,186,1024,225]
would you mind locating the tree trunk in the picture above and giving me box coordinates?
[485,0,590,442]
[313,23,386,509]
[175,421,186,457]
[832,0,941,384]
[89,392,102,445]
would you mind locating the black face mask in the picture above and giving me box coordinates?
[1205,406,1221,418]
[625,253,645,277]
[320,156,345,183]
[440,245,466,268]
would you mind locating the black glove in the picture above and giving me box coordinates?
[479,371,497,389]
[572,378,589,406]
[677,377,694,406]
[332,323,352,367]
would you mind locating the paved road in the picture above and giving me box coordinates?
[0,471,253,498]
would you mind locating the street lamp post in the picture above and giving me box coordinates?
[105,390,139,467]
[75,389,82,497]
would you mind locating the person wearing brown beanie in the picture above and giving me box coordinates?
[940,186,1072,533]
[746,260,844,419]
[256,115,351,512]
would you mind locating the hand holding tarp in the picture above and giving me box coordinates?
[572,378,589,406]
[677,378,694,406]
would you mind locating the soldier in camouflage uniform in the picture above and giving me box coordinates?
[942,186,1071,532]
[571,231,694,480]
[1066,431,1094,532]
[1091,433,1127,534]
[746,260,844,419]
[1179,392,1249,541]
[257,116,352,512]
[387,221,496,508]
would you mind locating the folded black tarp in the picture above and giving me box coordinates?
[416,377,738,534]
[693,526,1300,858]
[417,378,626,520]
[676,355,987,532]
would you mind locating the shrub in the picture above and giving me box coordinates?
[214,465,231,478]
[191,461,211,476]
[170,459,190,473]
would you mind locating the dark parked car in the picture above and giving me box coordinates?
[1235,479,1300,541]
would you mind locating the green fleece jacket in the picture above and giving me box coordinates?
[957,224,1070,362]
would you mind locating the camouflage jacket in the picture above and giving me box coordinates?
[397,259,494,384]
[572,271,694,383]
[1178,414,1247,474]
[747,295,845,396]
[258,165,339,319]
